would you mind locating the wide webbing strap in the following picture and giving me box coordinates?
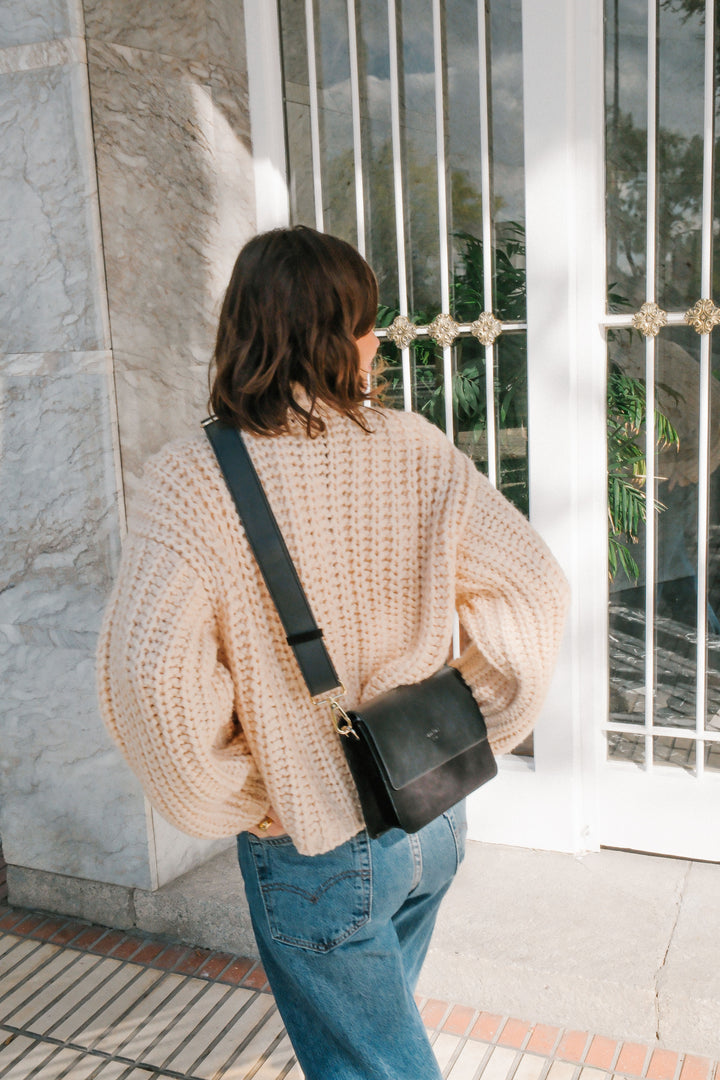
[203,418,343,699]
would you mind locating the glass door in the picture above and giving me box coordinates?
[244,0,720,857]
[270,0,587,852]
[601,0,720,860]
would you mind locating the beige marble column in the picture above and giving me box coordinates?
[83,0,255,488]
[0,0,256,920]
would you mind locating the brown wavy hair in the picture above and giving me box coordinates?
[208,226,380,436]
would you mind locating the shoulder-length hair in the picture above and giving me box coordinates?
[208,226,380,436]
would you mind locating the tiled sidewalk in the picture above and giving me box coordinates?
[0,903,717,1080]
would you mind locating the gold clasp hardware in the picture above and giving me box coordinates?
[329,698,359,740]
[311,683,347,706]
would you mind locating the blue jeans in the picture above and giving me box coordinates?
[236,803,466,1080]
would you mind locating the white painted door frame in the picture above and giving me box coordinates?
[464,0,608,854]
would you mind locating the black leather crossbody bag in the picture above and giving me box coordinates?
[203,418,497,838]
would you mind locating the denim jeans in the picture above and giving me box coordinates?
[236,803,466,1080]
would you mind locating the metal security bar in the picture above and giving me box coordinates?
[432,0,454,441]
[477,0,498,487]
[304,0,324,231]
[603,0,718,778]
[292,0,526,447]
[346,0,366,258]
[387,0,412,412]
[695,0,716,777]
[640,0,658,768]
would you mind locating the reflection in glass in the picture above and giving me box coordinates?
[607,320,720,755]
[315,0,357,243]
[279,1,315,227]
[607,733,697,772]
[399,0,441,312]
[378,328,528,513]
[279,0,526,317]
[605,0,648,313]
[608,731,720,771]
[279,5,530,580]
[446,0,484,307]
[605,0,719,315]
[375,333,439,417]
[608,328,650,730]
[451,332,528,513]
[489,0,526,320]
[495,333,529,515]
[656,0,705,312]
[356,0,399,304]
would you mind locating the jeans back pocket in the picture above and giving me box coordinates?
[246,832,372,953]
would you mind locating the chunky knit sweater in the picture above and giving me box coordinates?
[97,406,569,855]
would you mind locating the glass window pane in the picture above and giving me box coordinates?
[489,0,525,321]
[607,732,697,772]
[705,740,720,771]
[607,731,645,765]
[398,0,441,313]
[446,0,483,308]
[280,3,315,227]
[608,327,649,728]
[316,0,358,244]
[654,327,701,728]
[496,331,528,513]
[656,0,705,312]
[357,0,400,305]
[605,0,648,313]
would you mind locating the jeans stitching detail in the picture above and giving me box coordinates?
[260,868,366,902]
[443,808,464,870]
[408,832,423,893]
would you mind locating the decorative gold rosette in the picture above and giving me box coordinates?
[428,313,461,347]
[386,315,418,348]
[631,302,668,338]
[470,311,503,346]
[684,298,720,335]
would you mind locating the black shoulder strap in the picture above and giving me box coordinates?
[202,418,343,700]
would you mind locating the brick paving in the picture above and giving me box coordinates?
[0,898,717,1080]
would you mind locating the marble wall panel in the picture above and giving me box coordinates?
[83,0,207,64]
[112,351,209,512]
[87,42,220,370]
[0,354,228,889]
[0,352,122,633]
[87,39,255,482]
[0,61,108,353]
[82,0,247,72]
[150,812,231,889]
[207,0,247,75]
[0,633,153,889]
[0,0,81,49]
[209,63,254,274]
[0,0,254,895]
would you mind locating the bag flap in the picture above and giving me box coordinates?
[348,666,488,791]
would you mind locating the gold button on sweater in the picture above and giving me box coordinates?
[96,407,569,856]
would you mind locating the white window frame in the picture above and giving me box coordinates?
[244,0,720,861]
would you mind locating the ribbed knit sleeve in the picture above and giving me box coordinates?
[97,533,270,837]
[452,465,570,754]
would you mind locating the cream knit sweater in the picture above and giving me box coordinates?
[97,406,569,855]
